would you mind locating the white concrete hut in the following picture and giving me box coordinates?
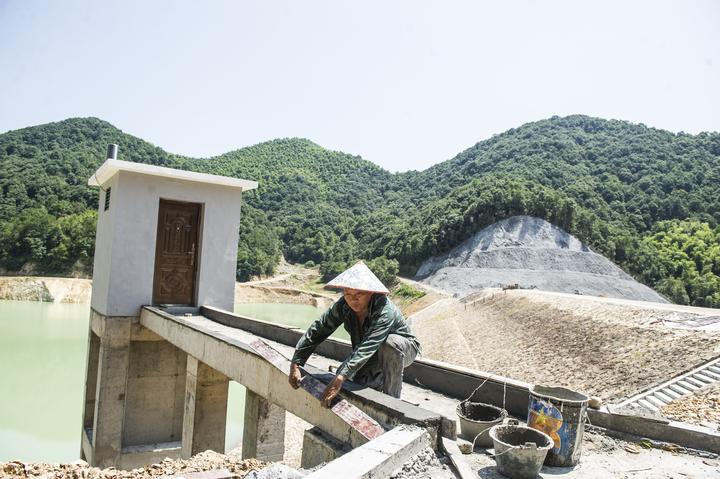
[81,145,257,468]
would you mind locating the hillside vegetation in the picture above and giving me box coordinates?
[0,116,718,306]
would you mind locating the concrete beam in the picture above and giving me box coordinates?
[91,323,132,468]
[590,407,720,454]
[140,307,374,448]
[81,330,100,435]
[242,389,285,462]
[440,437,476,479]
[182,356,229,458]
[306,426,430,479]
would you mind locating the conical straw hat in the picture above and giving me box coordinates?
[325,260,390,294]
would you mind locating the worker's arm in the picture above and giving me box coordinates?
[288,301,343,388]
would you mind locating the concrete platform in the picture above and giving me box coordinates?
[206,313,720,478]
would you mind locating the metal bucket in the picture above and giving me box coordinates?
[527,385,589,467]
[456,401,507,447]
[489,422,553,479]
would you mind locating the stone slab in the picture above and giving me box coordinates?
[305,425,430,479]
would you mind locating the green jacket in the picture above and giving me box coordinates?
[291,295,421,380]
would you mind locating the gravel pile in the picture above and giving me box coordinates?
[661,383,720,430]
[416,215,666,302]
[0,451,265,478]
[389,447,453,479]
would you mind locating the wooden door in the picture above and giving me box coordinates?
[152,199,201,305]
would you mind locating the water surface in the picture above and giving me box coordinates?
[0,300,327,462]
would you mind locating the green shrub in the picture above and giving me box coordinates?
[395,283,426,299]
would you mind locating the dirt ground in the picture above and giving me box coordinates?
[465,429,720,479]
[0,451,265,478]
[410,289,720,401]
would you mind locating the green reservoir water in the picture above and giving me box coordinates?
[0,300,328,463]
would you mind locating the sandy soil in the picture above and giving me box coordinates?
[411,289,720,401]
[661,383,720,430]
[235,284,337,309]
[235,262,439,319]
[0,276,91,303]
[0,451,265,478]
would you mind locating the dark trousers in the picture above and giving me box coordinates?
[353,334,418,398]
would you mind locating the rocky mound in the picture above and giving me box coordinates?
[416,215,667,302]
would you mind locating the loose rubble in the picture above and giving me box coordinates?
[389,447,453,479]
[661,383,720,430]
[0,451,265,478]
[245,463,305,479]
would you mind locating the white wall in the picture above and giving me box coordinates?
[90,174,119,315]
[91,171,243,316]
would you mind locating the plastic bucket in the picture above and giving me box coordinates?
[489,422,553,479]
[456,401,507,447]
[527,385,589,467]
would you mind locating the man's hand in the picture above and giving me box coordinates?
[321,374,345,408]
[289,363,303,389]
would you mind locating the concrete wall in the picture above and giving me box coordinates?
[90,175,119,315]
[123,340,187,446]
[91,171,243,316]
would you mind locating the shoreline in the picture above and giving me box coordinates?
[0,275,337,309]
[0,276,92,303]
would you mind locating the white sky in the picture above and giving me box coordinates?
[0,0,718,172]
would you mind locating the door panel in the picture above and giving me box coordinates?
[152,200,201,305]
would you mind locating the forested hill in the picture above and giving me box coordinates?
[1,116,719,306]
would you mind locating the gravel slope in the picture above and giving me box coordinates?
[416,215,666,302]
[409,289,720,401]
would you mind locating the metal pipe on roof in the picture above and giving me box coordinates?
[107,144,119,160]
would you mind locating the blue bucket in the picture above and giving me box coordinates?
[527,385,589,467]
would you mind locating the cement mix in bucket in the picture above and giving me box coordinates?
[456,401,506,447]
[490,423,553,479]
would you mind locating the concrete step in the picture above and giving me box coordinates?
[661,388,682,400]
[668,383,692,396]
[693,373,715,383]
[708,366,720,375]
[638,399,659,411]
[668,384,693,395]
[701,369,720,380]
[684,377,706,388]
[645,395,666,407]
[654,391,674,403]
[677,380,700,391]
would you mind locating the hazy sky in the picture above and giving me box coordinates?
[1,1,718,172]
